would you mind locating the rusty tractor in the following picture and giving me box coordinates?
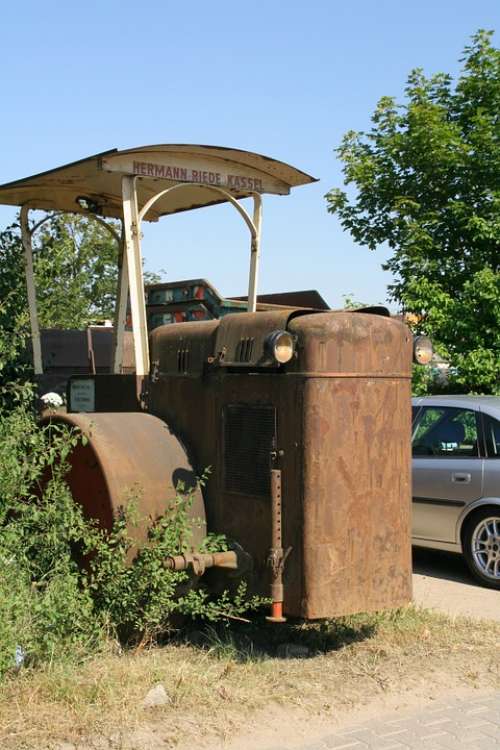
[0,144,432,620]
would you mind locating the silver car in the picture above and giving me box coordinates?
[412,395,500,589]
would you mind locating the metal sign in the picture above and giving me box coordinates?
[70,379,95,412]
[101,154,289,195]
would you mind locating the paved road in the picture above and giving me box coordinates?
[262,693,500,750]
[412,547,500,622]
[289,551,500,750]
[241,551,500,750]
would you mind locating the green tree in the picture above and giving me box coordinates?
[326,30,500,394]
[0,225,31,385]
[0,213,168,333]
[31,213,119,328]
[0,213,120,389]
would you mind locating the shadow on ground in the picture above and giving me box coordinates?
[182,614,377,661]
[412,547,477,585]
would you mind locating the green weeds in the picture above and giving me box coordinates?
[0,380,265,679]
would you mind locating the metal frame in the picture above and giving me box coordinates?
[20,205,50,374]
[19,179,263,379]
[111,221,128,374]
[1,145,318,381]
[123,179,263,377]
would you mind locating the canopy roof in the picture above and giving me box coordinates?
[0,144,317,222]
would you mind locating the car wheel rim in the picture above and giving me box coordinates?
[471,516,500,580]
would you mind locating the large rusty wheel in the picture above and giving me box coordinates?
[41,412,206,547]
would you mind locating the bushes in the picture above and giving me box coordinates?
[0,385,102,675]
[0,382,265,678]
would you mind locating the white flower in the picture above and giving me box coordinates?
[41,392,64,408]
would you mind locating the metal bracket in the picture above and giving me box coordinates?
[266,468,291,623]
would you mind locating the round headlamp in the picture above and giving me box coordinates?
[413,335,433,365]
[265,330,295,364]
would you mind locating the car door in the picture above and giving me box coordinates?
[412,405,484,543]
[481,411,500,500]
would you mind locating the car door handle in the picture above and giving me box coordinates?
[452,472,471,484]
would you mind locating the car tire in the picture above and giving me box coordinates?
[462,507,500,590]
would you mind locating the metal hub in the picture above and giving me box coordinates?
[472,517,500,580]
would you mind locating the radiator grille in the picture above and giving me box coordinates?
[177,348,190,373]
[235,337,255,363]
[223,404,276,496]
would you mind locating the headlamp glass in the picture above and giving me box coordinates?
[266,330,294,364]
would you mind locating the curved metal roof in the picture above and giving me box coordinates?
[0,144,318,222]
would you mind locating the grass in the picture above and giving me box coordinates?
[1,605,499,749]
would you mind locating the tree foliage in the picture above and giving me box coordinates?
[35,215,120,328]
[326,30,500,393]
[0,213,120,333]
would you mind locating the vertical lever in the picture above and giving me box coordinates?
[266,468,290,623]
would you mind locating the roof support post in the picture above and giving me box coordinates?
[20,205,43,374]
[247,193,262,313]
[111,222,128,373]
[122,176,149,376]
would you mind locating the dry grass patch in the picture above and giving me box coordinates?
[1,605,499,749]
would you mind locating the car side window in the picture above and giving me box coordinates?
[483,414,500,458]
[412,406,479,458]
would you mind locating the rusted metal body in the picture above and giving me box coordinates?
[144,308,413,618]
[29,280,315,397]
[39,411,207,548]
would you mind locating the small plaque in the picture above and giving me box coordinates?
[70,379,95,412]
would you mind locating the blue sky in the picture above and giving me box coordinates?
[0,1,498,308]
